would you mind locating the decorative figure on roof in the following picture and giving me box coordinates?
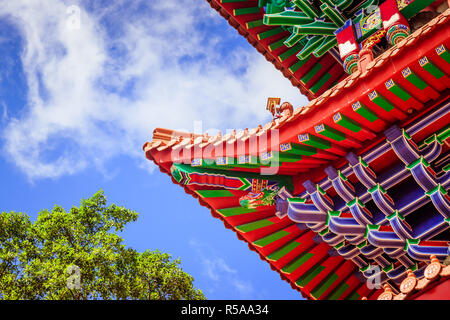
[356,28,386,72]
[239,179,278,208]
[266,97,293,120]
[362,28,386,49]
[266,97,281,117]
[279,102,294,118]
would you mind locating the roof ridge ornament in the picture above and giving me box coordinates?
[266,97,281,116]
[266,97,294,120]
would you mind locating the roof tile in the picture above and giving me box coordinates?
[157,145,170,152]
[344,78,356,88]
[359,70,370,78]
[366,60,377,70]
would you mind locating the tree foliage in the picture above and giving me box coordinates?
[0,190,205,300]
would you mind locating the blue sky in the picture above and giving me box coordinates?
[0,0,309,299]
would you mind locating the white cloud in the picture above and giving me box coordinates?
[0,0,308,180]
[1,102,7,122]
[188,239,256,298]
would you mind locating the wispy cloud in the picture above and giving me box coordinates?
[0,0,308,180]
[1,102,7,123]
[189,239,259,299]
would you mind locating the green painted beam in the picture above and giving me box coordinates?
[236,218,275,232]
[257,27,285,40]
[400,0,436,19]
[246,19,264,29]
[268,36,289,51]
[234,6,260,16]
[310,71,332,93]
[301,62,323,84]
[385,79,411,101]
[295,264,325,287]
[436,44,450,64]
[319,227,329,236]
[310,273,339,299]
[289,58,309,73]
[328,281,349,300]
[279,43,304,62]
[437,125,450,142]
[263,0,288,14]
[368,90,395,112]
[294,20,338,36]
[313,36,337,58]
[263,10,313,26]
[293,0,320,19]
[418,56,445,79]
[253,229,290,247]
[281,252,314,274]
[215,156,263,169]
[237,155,259,165]
[333,112,362,133]
[352,101,378,122]
[298,133,332,149]
[401,67,428,90]
[217,206,257,217]
[315,124,346,141]
[267,241,301,261]
[193,157,260,171]
[320,3,346,26]
[280,142,318,156]
[318,0,335,8]
[273,151,302,163]
[297,35,323,60]
[347,290,360,300]
[200,153,310,170]
[284,31,305,48]
[196,189,235,198]
[335,0,354,10]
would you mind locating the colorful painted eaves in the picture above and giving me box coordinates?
[144,7,450,300]
[145,9,450,181]
[145,100,449,300]
[206,0,347,99]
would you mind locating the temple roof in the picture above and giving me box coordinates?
[144,6,450,300]
[145,102,449,300]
